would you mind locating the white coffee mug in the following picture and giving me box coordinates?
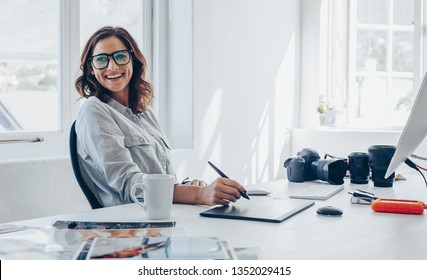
[130,174,175,220]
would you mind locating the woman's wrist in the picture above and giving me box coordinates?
[173,184,204,205]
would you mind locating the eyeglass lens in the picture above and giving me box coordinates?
[91,50,131,69]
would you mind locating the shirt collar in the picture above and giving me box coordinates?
[107,98,145,117]
[107,98,131,116]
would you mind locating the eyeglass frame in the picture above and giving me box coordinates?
[89,49,133,70]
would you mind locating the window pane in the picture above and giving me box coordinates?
[0,0,59,132]
[392,31,413,72]
[390,78,413,110]
[354,76,387,119]
[346,0,418,128]
[80,0,144,50]
[357,0,389,24]
[388,78,412,125]
[357,30,387,71]
[393,0,414,25]
[352,77,412,126]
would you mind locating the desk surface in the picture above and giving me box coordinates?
[5,174,427,260]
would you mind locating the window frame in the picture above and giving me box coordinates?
[0,0,79,161]
[151,0,193,149]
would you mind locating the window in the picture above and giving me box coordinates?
[325,0,421,129]
[80,0,144,51]
[0,0,60,132]
[348,0,417,128]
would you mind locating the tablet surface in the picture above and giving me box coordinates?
[200,197,315,223]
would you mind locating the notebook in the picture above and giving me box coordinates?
[200,197,314,223]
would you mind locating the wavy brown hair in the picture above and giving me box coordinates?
[75,26,153,112]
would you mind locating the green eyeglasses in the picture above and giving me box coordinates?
[89,49,133,70]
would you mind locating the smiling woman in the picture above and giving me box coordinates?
[73,26,246,208]
[75,27,152,113]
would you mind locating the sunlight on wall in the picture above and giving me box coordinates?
[199,87,223,173]
[249,101,271,183]
[278,34,297,129]
[275,34,297,180]
[194,31,298,184]
[242,34,298,183]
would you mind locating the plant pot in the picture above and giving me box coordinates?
[319,110,337,127]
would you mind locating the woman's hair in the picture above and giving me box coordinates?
[75,26,153,112]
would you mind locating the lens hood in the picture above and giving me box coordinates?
[313,159,346,185]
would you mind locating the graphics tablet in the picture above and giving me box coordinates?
[200,197,315,223]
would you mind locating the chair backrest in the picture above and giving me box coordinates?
[69,121,104,209]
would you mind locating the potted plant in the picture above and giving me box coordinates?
[317,95,336,127]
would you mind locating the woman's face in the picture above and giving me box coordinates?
[91,36,133,98]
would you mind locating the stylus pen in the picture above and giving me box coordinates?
[207,161,250,200]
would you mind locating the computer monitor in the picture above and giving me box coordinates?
[385,72,427,178]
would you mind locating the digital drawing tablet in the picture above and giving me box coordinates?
[200,198,315,223]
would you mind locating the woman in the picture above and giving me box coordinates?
[75,26,246,207]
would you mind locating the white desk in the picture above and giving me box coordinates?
[4,174,427,259]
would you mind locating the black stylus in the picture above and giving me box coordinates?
[207,161,250,200]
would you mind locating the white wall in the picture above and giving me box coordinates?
[170,0,300,185]
[0,158,90,223]
[300,0,323,129]
[0,0,301,223]
[291,129,402,157]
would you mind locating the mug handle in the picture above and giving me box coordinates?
[130,183,146,210]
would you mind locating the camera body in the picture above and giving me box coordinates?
[284,148,347,185]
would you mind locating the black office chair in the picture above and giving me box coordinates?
[69,121,104,209]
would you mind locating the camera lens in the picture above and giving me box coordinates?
[348,152,369,184]
[368,145,396,187]
[312,159,347,185]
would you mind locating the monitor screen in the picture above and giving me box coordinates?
[385,73,427,178]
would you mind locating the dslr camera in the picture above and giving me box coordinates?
[284,148,347,185]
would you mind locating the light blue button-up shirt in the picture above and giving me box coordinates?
[76,96,176,207]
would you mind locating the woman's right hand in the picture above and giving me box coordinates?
[197,177,246,206]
